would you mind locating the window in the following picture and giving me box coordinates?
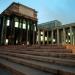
[6,19,10,26]
[28,24,30,30]
[5,39,8,45]
[22,20,26,29]
[16,40,18,44]
[15,17,19,28]
[34,26,36,31]
[15,22,18,28]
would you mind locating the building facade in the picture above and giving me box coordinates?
[37,20,75,45]
[0,2,37,45]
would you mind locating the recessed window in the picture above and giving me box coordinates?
[41,36,43,41]
[23,23,26,29]
[41,32,43,35]
[15,22,18,28]
[5,39,8,45]
[16,40,18,44]
[28,24,30,30]
[7,19,10,26]
[45,37,47,41]
[15,17,19,28]
[34,26,36,31]
[22,20,26,29]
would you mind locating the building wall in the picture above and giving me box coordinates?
[0,15,37,45]
[37,23,75,45]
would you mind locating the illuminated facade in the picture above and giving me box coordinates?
[0,2,37,45]
[37,20,75,45]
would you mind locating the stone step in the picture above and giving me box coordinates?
[0,58,52,75]
[0,50,74,59]
[29,45,66,49]
[0,48,72,53]
[22,48,71,52]
[0,45,66,50]
[0,54,75,75]
[0,52,75,67]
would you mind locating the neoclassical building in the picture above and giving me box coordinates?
[0,2,37,45]
[37,20,75,45]
[0,2,75,46]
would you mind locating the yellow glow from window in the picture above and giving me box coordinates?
[15,22,18,28]
[23,23,26,29]
[7,20,10,26]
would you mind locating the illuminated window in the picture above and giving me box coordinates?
[45,37,47,41]
[66,39,68,43]
[53,38,56,42]
[22,20,26,29]
[5,39,8,45]
[41,36,43,41]
[16,40,18,44]
[23,23,26,29]
[15,22,18,28]
[15,17,19,28]
[68,32,70,36]
[28,24,30,30]
[27,41,29,45]
[34,26,36,31]
[7,19,10,26]
[41,32,43,35]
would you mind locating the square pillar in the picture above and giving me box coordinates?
[70,26,73,45]
[1,16,6,45]
[27,22,29,45]
[38,29,41,45]
[57,29,60,45]
[63,28,66,45]
[33,24,35,45]
[51,30,54,44]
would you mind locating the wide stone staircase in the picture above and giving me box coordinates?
[0,44,75,75]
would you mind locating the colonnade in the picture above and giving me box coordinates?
[37,26,75,45]
[0,15,37,45]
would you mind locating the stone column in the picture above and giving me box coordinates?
[57,29,59,45]
[43,30,45,45]
[63,28,66,45]
[47,31,49,44]
[33,24,35,45]
[51,30,53,44]
[1,16,6,45]
[70,26,73,45]
[38,29,41,45]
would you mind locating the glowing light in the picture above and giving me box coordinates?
[41,32,43,35]
[5,39,8,45]
[7,20,10,26]
[23,23,26,29]
[41,36,43,41]
[15,22,18,28]
[68,32,70,36]
[53,38,55,42]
